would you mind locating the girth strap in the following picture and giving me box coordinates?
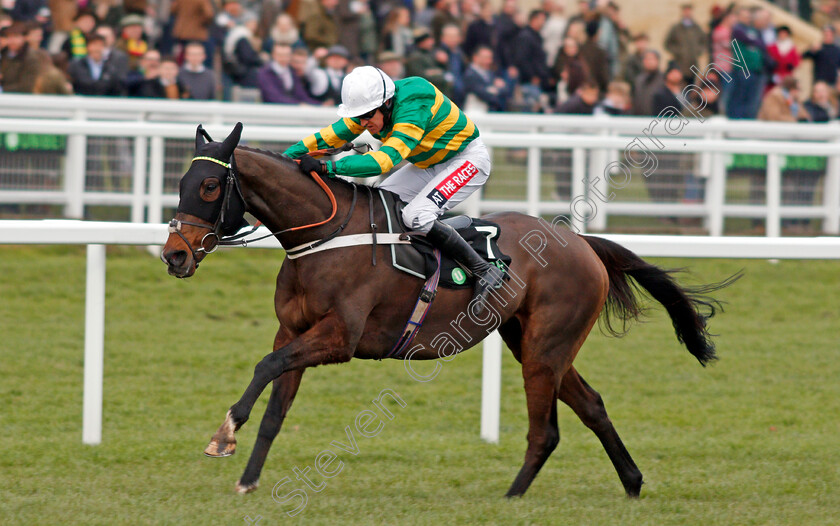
[384,249,442,359]
[285,233,410,259]
[366,185,377,266]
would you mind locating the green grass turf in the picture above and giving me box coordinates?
[1,246,838,525]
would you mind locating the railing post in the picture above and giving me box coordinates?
[766,153,781,237]
[571,147,587,233]
[699,133,712,184]
[526,131,541,217]
[480,331,502,444]
[147,136,165,224]
[526,152,540,217]
[131,136,148,223]
[83,244,105,445]
[824,146,840,234]
[589,128,609,231]
[64,109,87,219]
[705,130,726,236]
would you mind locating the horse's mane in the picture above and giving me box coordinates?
[236,145,359,191]
[236,145,295,165]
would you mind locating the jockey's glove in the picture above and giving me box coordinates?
[298,154,330,177]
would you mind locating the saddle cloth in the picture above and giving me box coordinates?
[377,189,511,289]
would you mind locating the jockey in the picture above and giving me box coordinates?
[284,66,505,307]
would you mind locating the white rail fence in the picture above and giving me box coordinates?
[1,95,840,236]
[3,220,840,445]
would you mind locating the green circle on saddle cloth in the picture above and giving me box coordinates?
[451,267,467,285]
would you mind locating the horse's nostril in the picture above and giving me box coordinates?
[166,250,188,267]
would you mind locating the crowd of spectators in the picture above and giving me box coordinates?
[2,0,840,123]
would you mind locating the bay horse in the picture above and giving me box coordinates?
[162,123,736,498]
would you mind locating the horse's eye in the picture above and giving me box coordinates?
[206,183,218,192]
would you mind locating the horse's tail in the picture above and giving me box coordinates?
[581,235,741,366]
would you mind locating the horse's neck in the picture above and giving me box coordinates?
[234,149,358,247]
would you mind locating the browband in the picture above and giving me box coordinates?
[192,156,232,169]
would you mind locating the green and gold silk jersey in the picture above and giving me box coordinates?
[284,76,480,177]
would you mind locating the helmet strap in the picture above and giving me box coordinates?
[380,98,394,128]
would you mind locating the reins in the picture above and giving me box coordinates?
[224,143,358,242]
[285,148,340,233]
[169,139,366,265]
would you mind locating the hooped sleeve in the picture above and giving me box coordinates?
[327,97,434,177]
[283,117,366,159]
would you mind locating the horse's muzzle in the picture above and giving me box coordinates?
[161,249,195,278]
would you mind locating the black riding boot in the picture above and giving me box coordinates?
[426,220,505,313]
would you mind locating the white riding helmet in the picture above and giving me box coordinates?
[336,66,396,118]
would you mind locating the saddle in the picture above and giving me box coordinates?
[376,189,511,288]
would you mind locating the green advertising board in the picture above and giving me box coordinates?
[0,133,66,152]
[728,153,827,171]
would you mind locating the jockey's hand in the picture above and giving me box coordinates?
[299,154,328,177]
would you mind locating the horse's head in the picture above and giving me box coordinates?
[161,122,249,278]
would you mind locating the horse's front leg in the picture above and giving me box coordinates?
[205,315,355,458]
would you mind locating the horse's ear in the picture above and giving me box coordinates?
[220,122,243,158]
[195,125,206,150]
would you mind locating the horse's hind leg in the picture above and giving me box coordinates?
[559,366,643,497]
[505,361,560,497]
[235,369,305,494]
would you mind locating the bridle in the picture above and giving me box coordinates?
[168,127,365,268]
[167,157,244,267]
[166,126,251,267]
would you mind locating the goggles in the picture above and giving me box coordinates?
[358,107,378,120]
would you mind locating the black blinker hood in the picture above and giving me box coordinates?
[176,123,249,236]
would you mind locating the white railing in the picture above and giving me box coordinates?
[1,94,839,237]
[4,93,840,140]
[3,219,840,445]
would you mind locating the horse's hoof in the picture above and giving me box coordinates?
[236,480,258,494]
[625,488,641,499]
[624,474,643,498]
[203,439,236,457]
[204,410,238,457]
